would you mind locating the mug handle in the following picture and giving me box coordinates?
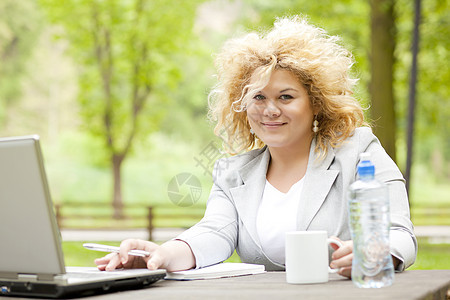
[327,238,343,274]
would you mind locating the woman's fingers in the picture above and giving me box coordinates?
[338,266,352,278]
[331,239,353,260]
[119,239,154,264]
[94,255,110,266]
[146,249,166,270]
[119,239,139,265]
[118,239,162,269]
[94,239,179,271]
[95,253,119,271]
[105,253,123,271]
[94,240,162,271]
[330,252,353,279]
[331,252,353,268]
[328,237,353,279]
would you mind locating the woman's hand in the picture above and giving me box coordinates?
[95,239,164,271]
[94,238,196,272]
[328,237,402,279]
[329,236,353,278]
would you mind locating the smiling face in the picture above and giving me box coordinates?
[246,69,316,151]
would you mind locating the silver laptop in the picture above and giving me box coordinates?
[0,135,166,298]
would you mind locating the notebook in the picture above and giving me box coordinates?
[165,263,266,280]
[0,135,166,298]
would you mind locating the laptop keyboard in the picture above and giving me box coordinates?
[65,271,122,279]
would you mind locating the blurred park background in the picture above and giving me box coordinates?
[1,0,449,269]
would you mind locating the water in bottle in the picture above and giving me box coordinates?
[348,152,394,288]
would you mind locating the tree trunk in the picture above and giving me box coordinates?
[112,153,124,219]
[405,0,421,195]
[370,0,397,162]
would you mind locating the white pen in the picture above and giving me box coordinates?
[83,243,150,257]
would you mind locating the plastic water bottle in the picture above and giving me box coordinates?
[348,152,394,288]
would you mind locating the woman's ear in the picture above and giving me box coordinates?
[310,97,321,116]
[313,105,321,116]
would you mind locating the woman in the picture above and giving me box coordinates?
[95,16,417,278]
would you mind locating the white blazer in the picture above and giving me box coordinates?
[177,127,417,271]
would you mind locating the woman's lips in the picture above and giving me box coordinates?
[261,122,287,128]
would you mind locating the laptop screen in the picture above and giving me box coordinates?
[0,136,65,278]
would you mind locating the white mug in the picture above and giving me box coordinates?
[285,230,342,284]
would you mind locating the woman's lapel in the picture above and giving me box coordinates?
[229,147,270,246]
[297,141,339,231]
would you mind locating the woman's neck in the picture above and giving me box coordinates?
[266,138,313,193]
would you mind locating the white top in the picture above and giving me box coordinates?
[256,178,304,265]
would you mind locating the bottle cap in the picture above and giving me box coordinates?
[357,152,375,177]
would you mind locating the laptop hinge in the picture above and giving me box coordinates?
[0,272,18,280]
[38,273,56,282]
[17,273,56,282]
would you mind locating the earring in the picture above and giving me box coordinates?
[313,116,319,133]
[250,128,255,135]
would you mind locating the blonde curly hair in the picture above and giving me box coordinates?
[208,15,367,156]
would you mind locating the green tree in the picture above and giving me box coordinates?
[393,0,450,177]
[0,0,42,132]
[416,0,450,176]
[41,0,202,218]
[370,0,397,161]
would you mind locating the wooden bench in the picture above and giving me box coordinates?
[54,203,205,241]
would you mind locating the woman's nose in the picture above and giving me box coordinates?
[263,101,281,117]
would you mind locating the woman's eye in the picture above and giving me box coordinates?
[280,94,293,100]
[253,94,265,100]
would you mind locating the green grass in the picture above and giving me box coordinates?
[408,163,450,226]
[407,238,450,270]
[63,241,121,267]
[63,239,447,270]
